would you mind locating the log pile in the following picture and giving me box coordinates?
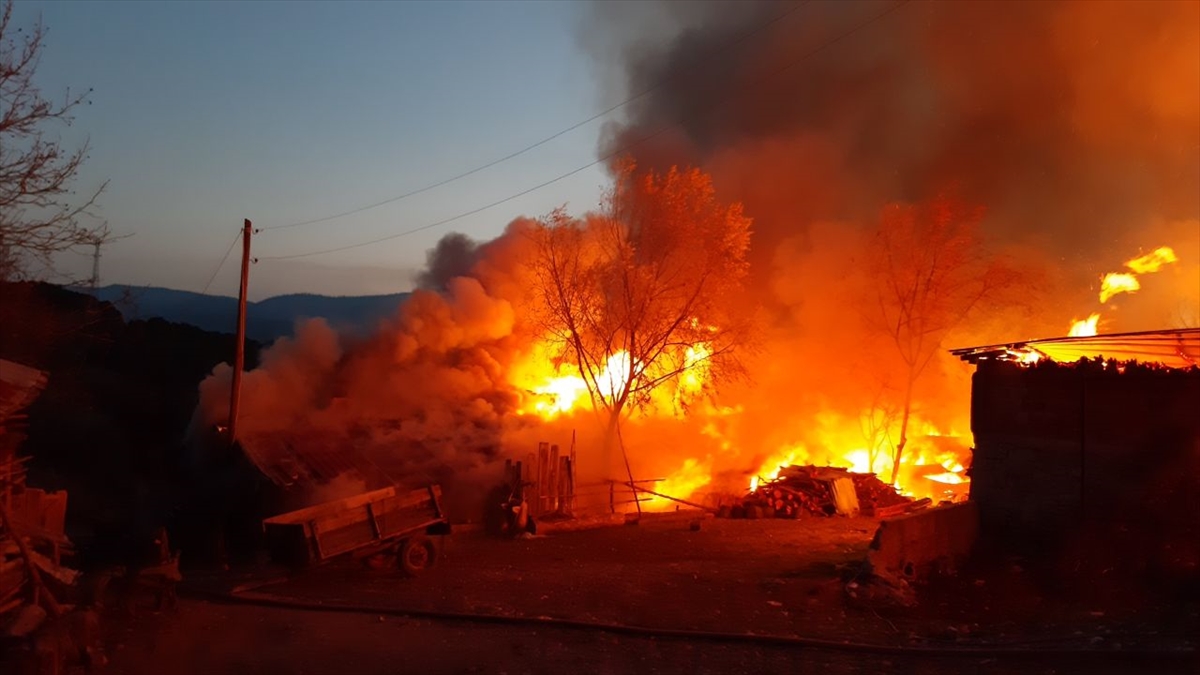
[847,472,914,516]
[725,465,916,519]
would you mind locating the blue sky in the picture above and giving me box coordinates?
[18,0,611,299]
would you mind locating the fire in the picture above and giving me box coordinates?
[1066,246,1179,335]
[643,458,712,511]
[1099,273,1140,304]
[517,350,635,418]
[515,335,716,420]
[743,416,970,502]
[1125,246,1178,274]
[1069,313,1100,337]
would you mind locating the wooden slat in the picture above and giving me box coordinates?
[263,486,397,525]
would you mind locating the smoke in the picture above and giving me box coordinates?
[193,220,556,516]
[589,0,1200,299]
[191,2,1198,519]
[576,0,1200,489]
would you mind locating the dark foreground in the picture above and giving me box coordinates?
[103,516,1195,675]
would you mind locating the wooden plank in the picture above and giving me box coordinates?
[536,443,549,517]
[309,520,324,559]
[263,486,398,525]
[365,502,381,539]
[548,444,560,513]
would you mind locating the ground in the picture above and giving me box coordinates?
[100,514,1196,675]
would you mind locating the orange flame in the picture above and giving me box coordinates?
[1098,272,1140,303]
[1125,246,1178,274]
[643,458,712,511]
[1068,313,1100,337]
[744,417,970,501]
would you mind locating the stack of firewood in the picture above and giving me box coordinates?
[722,465,914,519]
[846,472,913,515]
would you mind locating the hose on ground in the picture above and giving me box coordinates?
[181,585,1196,663]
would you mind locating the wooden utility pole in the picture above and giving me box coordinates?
[228,219,252,445]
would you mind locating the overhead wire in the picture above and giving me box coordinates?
[198,228,243,295]
[258,1,811,233]
[261,0,912,261]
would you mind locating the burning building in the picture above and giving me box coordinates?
[952,329,1200,555]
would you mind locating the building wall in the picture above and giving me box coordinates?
[969,359,1200,539]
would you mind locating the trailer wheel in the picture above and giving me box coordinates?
[399,536,436,576]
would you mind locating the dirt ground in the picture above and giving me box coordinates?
[101,514,1196,675]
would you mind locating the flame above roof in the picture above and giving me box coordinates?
[950,328,1200,369]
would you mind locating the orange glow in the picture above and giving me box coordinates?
[1098,272,1140,303]
[1068,313,1100,337]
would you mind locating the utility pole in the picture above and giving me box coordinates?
[228,219,252,445]
[88,241,101,296]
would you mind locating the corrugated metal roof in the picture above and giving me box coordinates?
[237,429,383,489]
[950,328,1200,369]
[0,359,49,422]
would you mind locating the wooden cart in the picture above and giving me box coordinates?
[262,485,451,575]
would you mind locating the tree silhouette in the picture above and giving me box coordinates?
[0,0,107,280]
[866,195,1021,482]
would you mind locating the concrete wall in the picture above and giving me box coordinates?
[969,359,1200,538]
[868,502,979,580]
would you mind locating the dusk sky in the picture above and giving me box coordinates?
[20,0,612,299]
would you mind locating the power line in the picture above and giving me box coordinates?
[199,228,242,295]
[261,0,910,262]
[259,1,811,232]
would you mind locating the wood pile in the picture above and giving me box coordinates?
[724,465,916,519]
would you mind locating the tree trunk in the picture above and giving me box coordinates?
[604,409,642,517]
[890,374,916,485]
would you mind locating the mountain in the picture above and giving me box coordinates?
[89,285,409,342]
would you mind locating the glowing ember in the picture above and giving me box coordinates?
[1069,313,1100,337]
[1099,272,1140,303]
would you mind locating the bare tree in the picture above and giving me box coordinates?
[858,382,900,476]
[0,0,106,281]
[531,160,755,483]
[866,195,1021,483]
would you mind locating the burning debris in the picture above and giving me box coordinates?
[731,465,922,520]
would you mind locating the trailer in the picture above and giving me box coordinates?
[262,484,451,575]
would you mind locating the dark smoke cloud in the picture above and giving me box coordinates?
[591,0,1200,295]
[417,232,479,290]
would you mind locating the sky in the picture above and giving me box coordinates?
[17,0,611,300]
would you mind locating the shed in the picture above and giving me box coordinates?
[950,329,1200,539]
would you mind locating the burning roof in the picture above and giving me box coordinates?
[950,328,1200,369]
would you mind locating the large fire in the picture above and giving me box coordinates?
[513,333,972,508]
[505,242,1185,512]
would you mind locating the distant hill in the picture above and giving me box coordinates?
[89,285,409,342]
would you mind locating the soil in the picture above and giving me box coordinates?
[100,514,1196,675]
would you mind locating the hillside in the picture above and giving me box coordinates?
[90,285,410,341]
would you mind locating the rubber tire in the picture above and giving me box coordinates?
[399,536,437,576]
